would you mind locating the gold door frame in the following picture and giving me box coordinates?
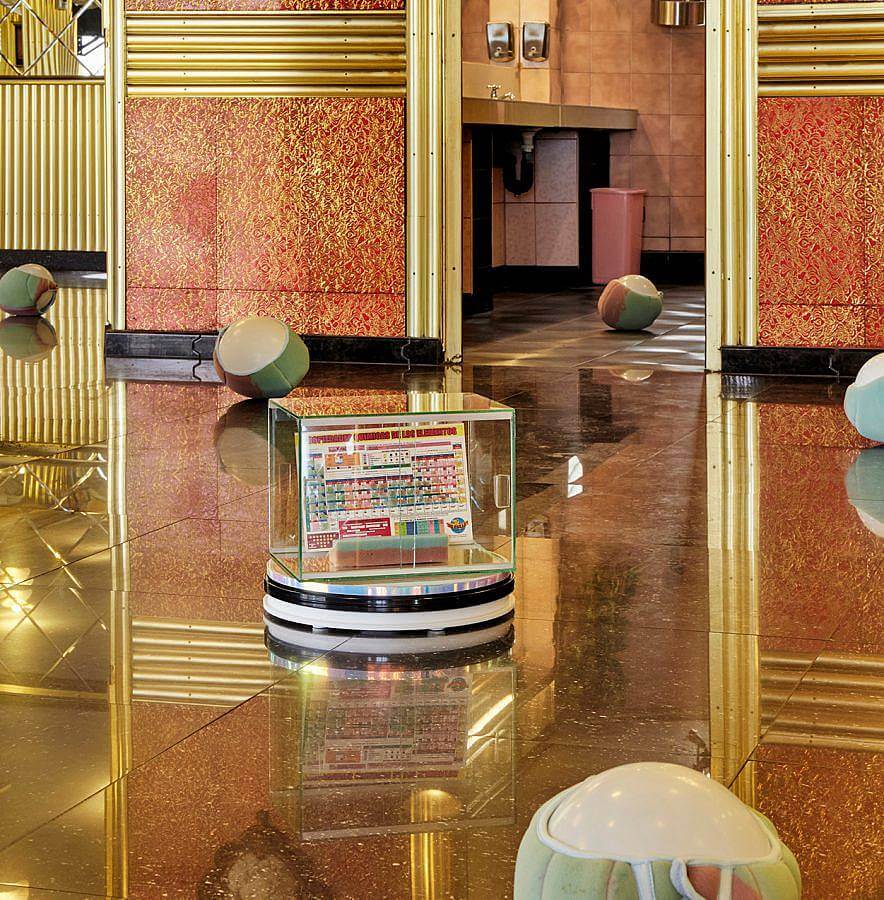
[104,0,463,361]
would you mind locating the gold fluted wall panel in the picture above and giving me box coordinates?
[762,650,884,752]
[125,11,406,97]
[759,4,884,96]
[0,80,106,251]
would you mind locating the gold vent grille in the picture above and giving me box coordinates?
[759,3,884,96]
[124,10,407,97]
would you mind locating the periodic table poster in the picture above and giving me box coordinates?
[301,423,473,552]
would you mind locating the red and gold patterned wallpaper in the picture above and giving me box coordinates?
[125,96,406,336]
[757,96,884,348]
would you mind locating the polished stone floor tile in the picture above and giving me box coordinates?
[736,748,883,898]
[0,636,342,852]
[0,683,731,898]
[465,289,706,371]
[0,282,880,896]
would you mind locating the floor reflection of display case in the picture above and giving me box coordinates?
[264,393,516,633]
[266,623,516,840]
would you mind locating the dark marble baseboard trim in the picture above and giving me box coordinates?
[0,250,106,272]
[105,357,222,383]
[721,345,880,378]
[490,265,586,292]
[105,331,444,366]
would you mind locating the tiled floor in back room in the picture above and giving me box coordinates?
[463,286,705,370]
[0,277,881,898]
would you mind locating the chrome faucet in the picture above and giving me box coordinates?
[502,91,515,101]
[487,83,500,100]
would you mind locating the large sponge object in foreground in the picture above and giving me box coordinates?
[515,762,801,899]
[0,264,58,316]
[598,274,663,331]
[213,317,310,399]
[844,353,884,444]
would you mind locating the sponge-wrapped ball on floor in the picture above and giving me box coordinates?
[515,762,801,900]
[0,264,57,316]
[213,317,310,399]
[598,275,663,331]
[844,353,884,444]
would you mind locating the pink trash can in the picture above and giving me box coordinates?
[590,188,646,284]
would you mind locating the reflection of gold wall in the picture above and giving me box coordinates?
[0,81,105,251]
[706,378,760,803]
[0,287,108,444]
[0,0,79,77]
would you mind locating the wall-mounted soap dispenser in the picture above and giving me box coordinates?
[651,0,704,27]
[522,22,550,62]
[486,23,515,62]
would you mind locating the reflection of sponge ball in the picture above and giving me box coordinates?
[0,316,58,362]
[0,264,57,315]
[844,353,884,444]
[845,448,884,538]
[598,274,663,331]
[213,317,310,399]
[213,399,277,487]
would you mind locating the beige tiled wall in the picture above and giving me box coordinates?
[564,1,705,251]
[501,131,580,266]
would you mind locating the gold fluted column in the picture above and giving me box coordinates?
[705,0,758,370]
[406,0,462,362]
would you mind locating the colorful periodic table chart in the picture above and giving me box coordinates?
[301,422,474,553]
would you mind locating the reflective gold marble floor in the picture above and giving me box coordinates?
[0,283,881,898]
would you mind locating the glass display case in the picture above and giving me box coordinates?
[264,392,516,633]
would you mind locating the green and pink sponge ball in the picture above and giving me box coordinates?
[213,317,310,399]
[0,264,57,316]
[844,353,884,444]
[598,274,663,331]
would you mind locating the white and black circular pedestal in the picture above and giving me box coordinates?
[263,558,515,636]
